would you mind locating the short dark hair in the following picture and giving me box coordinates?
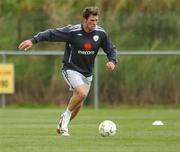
[83,6,99,19]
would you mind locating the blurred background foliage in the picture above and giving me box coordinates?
[0,0,180,106]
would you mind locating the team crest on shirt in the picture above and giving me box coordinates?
[93,35,99,42]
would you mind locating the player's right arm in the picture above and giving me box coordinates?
[18,40,33,51]
[18,25,72,51]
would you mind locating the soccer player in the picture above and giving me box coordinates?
[18,6,117,136]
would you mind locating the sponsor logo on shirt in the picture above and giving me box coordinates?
[78,42,95,55]
[84,42,92,51]
[78,50,95,55]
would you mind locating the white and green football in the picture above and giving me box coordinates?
[98,120,117,137]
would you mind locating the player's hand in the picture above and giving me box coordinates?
[18,40,33,51]
[106,61,115,71]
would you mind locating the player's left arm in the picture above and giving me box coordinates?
[101,33,118,71]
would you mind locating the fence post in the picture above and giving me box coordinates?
[94,57,99,109]
[1,53,6,108]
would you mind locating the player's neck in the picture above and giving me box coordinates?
[82,23,93,33]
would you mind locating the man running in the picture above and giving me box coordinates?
[18,6,117,136]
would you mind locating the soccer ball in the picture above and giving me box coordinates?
[98,120,117,137]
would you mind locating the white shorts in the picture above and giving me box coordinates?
[62,69,93,91]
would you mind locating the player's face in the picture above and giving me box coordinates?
[84,15,99,32]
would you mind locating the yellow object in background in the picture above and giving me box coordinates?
[0,64,14,94]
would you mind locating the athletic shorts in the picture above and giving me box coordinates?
[62,69,93,91]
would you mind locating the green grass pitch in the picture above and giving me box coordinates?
[0,107,180,152]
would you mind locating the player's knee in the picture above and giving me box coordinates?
[74,85,89,101]
[76,90,87,101]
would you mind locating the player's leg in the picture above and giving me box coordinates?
[69,81,91,121]
[60,84,88,131]
[56,85,88,136]
[57,70,91,136]
[67,84,88,111]
[70,102,83,121]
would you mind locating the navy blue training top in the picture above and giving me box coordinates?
[31,24,117,77]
